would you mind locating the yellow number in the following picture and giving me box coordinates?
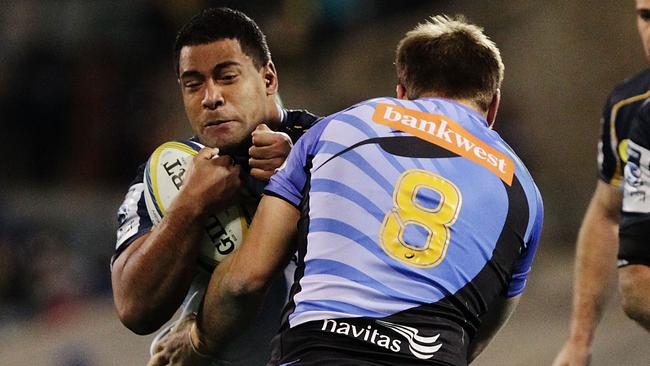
[379,169,462,268]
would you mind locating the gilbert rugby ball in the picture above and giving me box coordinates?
[143,140,256,267]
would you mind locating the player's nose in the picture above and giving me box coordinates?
[202,79,224,110]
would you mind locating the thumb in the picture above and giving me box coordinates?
[253,124,272,134]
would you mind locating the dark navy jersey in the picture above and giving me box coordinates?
[599,68,650,186]
[113,108,318,366]
[265,97,543,365]
[113,108,319,264]
[620,101,650,267]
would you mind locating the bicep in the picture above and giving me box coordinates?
[592,180,623,220]
[111,232,151,290]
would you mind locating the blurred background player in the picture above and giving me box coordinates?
[110,7,318,366]
[149,14,543,366]
[619,101,650,330]
[553,1,650,365]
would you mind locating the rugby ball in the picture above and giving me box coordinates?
[143,140,256,267]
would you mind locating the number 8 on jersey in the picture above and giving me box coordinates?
[380,169,462,268]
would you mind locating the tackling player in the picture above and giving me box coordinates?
[150,15,543,366]
[553,1,650,364]
[111,8,318,366]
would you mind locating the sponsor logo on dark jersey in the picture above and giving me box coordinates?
[321,318,442,360]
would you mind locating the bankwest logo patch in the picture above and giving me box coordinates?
[372,104,514,185]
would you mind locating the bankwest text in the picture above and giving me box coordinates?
[372,104,514,185]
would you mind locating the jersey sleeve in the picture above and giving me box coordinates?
[506,185,544,297]
[112,164,153,266]
[598,93,618,184]
[265,117,331,207]
[620,107,650,262]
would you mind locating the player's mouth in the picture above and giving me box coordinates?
[203,119,237,132]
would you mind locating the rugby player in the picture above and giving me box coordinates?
[111,8,318,366]
[553,1,650,364]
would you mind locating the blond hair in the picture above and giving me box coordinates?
[395,15,504,111]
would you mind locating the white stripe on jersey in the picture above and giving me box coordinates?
[116,182,145,250]
[623,140,650,213]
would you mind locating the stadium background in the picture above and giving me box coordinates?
[0,0,647,365]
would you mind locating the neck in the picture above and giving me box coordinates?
[416,92,486,117]
[265,101,283,130]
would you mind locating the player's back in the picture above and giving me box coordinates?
[271,97,543,366]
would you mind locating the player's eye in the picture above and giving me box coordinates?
[184,81,202,90]
[220,74,238,83]
[638,9,650,21]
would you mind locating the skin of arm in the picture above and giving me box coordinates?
[468,294,521,363]
[192,195,300,355]
[111,150,241,335]
[552,180,622,366]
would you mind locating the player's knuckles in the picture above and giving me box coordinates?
[250,168,273,181]
[146,354,168,366]
[250,157,282,170]
[252,131,284,147]
[257,143,290,159]
[209,155,233,167]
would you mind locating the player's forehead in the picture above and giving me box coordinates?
[178,38,255,74]
[637,0,650,10]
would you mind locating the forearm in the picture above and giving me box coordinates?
[568,190,620,345]
[193,252,268,354]
[192,196,299,355]
[112,199,207,333]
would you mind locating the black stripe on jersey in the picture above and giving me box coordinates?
[315,136,458,171]
[377,136,458,158]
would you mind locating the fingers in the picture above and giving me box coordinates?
[147,352,168,366]
[210,154,236,167]
[250,167,274,182]
[252,123,272,133]
[196,147,220,160]
[249,156,284,171]
[251,128,292,152]
[248,127,290,181]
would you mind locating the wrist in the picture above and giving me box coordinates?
[167,189,210,222]
[567,327,594,348]
[189,322,217,359]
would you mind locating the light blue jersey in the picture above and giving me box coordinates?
[265,97,543,366]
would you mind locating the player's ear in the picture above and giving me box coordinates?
[487,89,500,128]
[396,83,407,100]
[263,61,278,95]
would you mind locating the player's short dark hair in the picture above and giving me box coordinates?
[395,15,504,112]
[173,7,271,76]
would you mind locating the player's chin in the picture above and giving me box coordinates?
[198,135,229,150]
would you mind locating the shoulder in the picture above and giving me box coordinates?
[128,162,147,187]
[607,68,650,107]
[280,109,321,143]
[631,101,650,147]
[283,109,321,129]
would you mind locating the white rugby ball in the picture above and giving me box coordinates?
[143,140,256,267]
